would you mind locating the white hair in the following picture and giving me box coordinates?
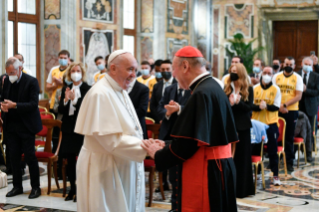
[302,57,313,66]
[6,57,22,71]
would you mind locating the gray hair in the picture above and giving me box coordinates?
[6,57,22,71]
[302,57,313,66]
[178,57,206,68]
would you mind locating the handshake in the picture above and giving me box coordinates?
[141,138,166,159]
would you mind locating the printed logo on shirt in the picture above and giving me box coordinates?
[270,92,274,97]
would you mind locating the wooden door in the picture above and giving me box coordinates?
[273,21,318,70]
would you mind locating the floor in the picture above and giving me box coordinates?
[0,152,318,211]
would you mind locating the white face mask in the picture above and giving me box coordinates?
[71,72,82,82]
[262,75,272,84]
[9,75,18,84]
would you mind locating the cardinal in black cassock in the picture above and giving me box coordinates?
[142,46,239,212]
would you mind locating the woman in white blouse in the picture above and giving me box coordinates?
[58,62,91,202]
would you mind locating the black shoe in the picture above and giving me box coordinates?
[28,187,41,199]
[65,192,75,201]
[6,187,23,197]
[307,157,313,163]
[73,195,77,202]
[287,164,294,172]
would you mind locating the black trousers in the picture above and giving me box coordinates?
[303,112,315,155]
[279,111,299,166]
[6,131,40,189]
[252,123,279,176]
[62,153,77,194]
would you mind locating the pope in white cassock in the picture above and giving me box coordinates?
[75,50,147,212]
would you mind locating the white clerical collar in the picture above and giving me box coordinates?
[189,72,210,88]
[106,73,123,91]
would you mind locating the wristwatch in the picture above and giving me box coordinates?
[283,104,287,108]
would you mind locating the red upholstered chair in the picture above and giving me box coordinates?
[35,112,55,151]
[0,111,5,164]
[264,117,287,176]
[145,123,165,207]
[23,119,62,194]
[293,137,307,167]
[145,117,155,139]
[251,139,265,193]
[38,105,48,113]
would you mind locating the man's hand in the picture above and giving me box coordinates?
[53,77,63,86]
[164,100,179,117]
[259,100,267,110]
[141,139,164,159]
[279,104,288,114]
[303,84,307,92]
[1,99,16,112]
[311,55,318,65]
[229,94,235,106]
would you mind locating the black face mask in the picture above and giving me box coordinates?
[272,64,280,70]
[284,66,293,73]
[230,73,239,81]
[162,72,172,80]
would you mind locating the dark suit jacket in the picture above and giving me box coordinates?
[1,73,42,134]
[150,78,177,123]
[58,82,91,133]
[129,81,149,139]
[228,86,253,131]
[297,70,319,116]
[158,84,191,141]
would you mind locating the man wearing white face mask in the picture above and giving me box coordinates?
[93,56,107,83]
[1,57,42,198]
[250,59,265,85]
[251,66,282,185]
[297,57,319,162]
[137,61,155,87]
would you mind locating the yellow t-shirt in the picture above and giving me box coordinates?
[48,67,66,109]
[252,84,281,125]
[146,77,158,112]
[272,72,303,111]
[94,72,106,82]
[137,75,155,87]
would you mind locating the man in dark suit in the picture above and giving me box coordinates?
[128,78,149,139]
[150,60,177,123]
[250,59,265,85]
[297,57,319,162]
[1,57,42,199]
[157,83,191,210]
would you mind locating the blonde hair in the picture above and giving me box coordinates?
[224,63,250,101]
[65,62,87,82]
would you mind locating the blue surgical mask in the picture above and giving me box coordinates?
[64,78,72,85]
[303,65,312,73]
[59,59,68,66]
[97,64,105,71]
[253,67,261,74]
[141,69,150,76]
[155,72,162,79]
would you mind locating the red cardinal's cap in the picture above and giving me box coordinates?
[175,46,204,58]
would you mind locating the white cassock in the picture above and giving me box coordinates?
[75,73,146,212]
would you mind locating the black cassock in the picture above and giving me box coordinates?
[155,75,239,212]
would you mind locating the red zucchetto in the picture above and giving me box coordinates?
[175,46,204,58]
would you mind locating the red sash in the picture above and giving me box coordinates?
[181,144,232,212]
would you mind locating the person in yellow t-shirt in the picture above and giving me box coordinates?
[46,50,70,111]
[137,61,155,86]
[93,55,108,83]
[272,56,303,172]
[252,66,282,185]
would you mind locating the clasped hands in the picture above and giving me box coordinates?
[141,138,165,159]
[64,87,75,102]
[229,93,241,106]
[259,100,267,110]
[1,99,16,112]
[165,100,180,117]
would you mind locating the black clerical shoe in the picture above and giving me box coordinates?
[287,164,294,172]
[28,187,41,199]
[65,190,76,201]
[6,187,23,197]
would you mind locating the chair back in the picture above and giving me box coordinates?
[41,119,62,155]
[145,117,156,138]
[277,117,286,149]
[37,112,55,137]
[146,124,161,139]
[38,106,48,113]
